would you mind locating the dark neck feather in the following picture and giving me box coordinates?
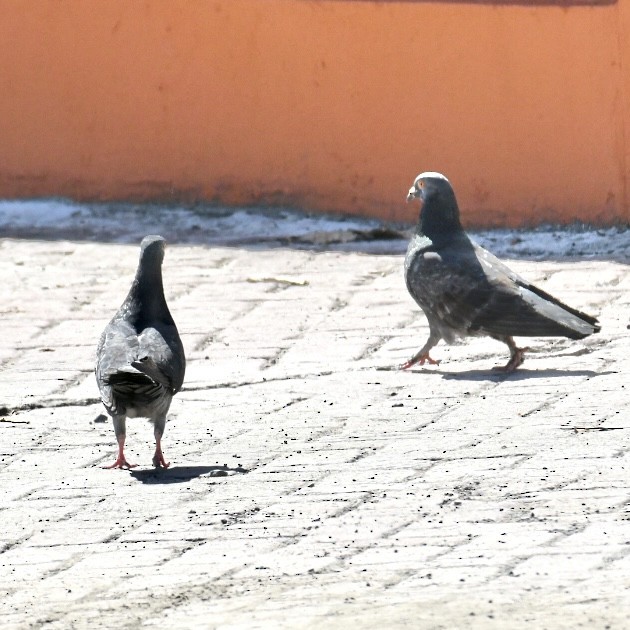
[416,189,464,243]
[123,254,174,328]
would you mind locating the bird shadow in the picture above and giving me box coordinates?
[432,368,618,382]
[129,464,248,484]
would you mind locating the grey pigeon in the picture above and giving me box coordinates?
[95,235,185,468]
[403,172,600,371]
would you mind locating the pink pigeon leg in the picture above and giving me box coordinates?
[103,434,138,469]
[401,332,441,369]
[152,422,170,468]
[492,336,530,372]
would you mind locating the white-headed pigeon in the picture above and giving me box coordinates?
[404,172,600,371]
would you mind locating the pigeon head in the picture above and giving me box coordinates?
[406,172,451,203]
[139,235,166,267]
[406,172,463,239]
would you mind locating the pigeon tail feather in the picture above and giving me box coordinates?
[131,356,173,390]
[520,282,600,335]
[104,368,163,409]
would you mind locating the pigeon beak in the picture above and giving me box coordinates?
[406,187,418,203]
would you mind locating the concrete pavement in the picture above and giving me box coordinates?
[0,226,629,629]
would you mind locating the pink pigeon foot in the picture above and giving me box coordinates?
[492,346,529,373]
[152,451,170,469]
[152,437,170,468]
[103,435,138,469]
[401,353,441,370]
[103,456,138,469]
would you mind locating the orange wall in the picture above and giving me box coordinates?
[0,0,629,226]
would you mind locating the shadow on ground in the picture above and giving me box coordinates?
[438,368,618,381]
[130,464,248,484]
[375,364,616,380]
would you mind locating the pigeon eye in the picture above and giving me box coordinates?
[417,181,424,189]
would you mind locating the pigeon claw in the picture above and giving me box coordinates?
[400,353,441,370]
[492,346,529,373]
[103,456,138,470]
[152,452,170,469]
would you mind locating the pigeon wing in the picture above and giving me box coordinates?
[406,245,495,335]
[406,239,599,341]
[95,319,142,413]
[134,325,186,393]
[466,244,600,339]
